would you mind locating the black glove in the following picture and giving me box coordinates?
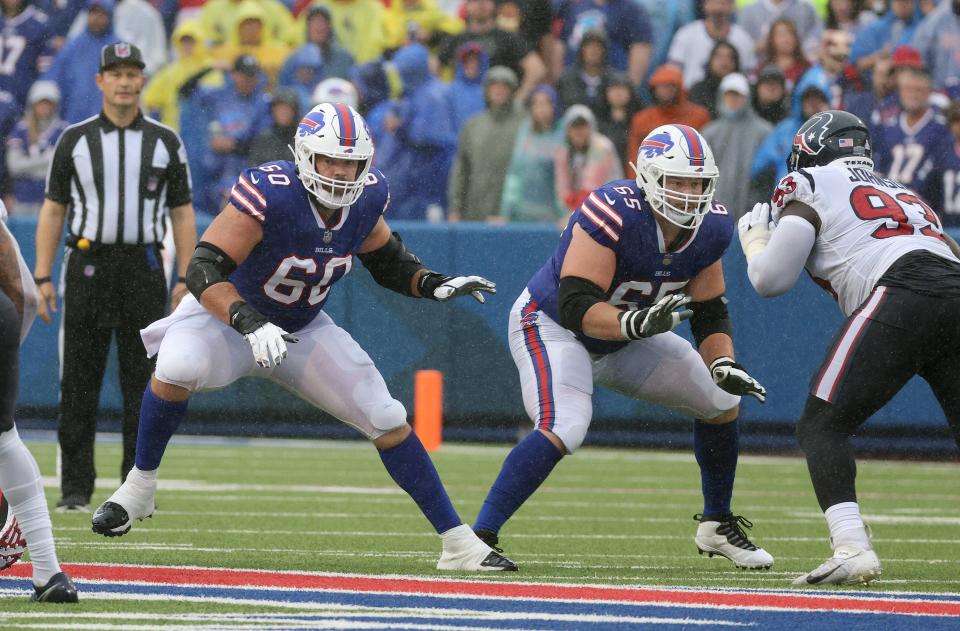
[418,272,496,303]
[709,356,766,402]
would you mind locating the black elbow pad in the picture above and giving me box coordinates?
[357,231,426,296]
[689,295,732,347]
[558,276,607,333]
[185,241,238,300]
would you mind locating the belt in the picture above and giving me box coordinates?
[66,236,161,253]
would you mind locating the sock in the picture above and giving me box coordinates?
[825,502,871,550]
[0,428,61,586]
[135,384,189,471]
[693,420,739,517]
[474,430,563,534]
[378,432,461,534]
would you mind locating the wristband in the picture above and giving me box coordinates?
[228,300,268,335]
[416,271,451,300]
[176,276,187,284]
[33,276,52,285]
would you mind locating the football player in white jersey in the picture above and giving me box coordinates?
[739,110,960,586]
[0,201,78,602]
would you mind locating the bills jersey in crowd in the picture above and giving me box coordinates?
[526,179,733,355]
[771,163,958,315]
[0,5,53,111]
[940,136,960,227]
[227,161,389,332]
[873,109,950,208]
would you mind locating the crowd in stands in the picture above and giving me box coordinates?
[3,0,960,226]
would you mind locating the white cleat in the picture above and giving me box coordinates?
[91,469,157,537]
[793,546,881,586]
[436,524,518,571]
[694,513,774,570]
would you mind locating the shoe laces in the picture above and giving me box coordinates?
[696,513,759,551]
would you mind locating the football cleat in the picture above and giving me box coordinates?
[474,528,503,552]
[55,496,90,513]
[793,546,881,586]
[91,471,156,537]
[437,524,518,572]
[694,513,774,570]
[32,572,79,603]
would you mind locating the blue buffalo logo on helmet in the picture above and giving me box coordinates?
[297,110,326,137]
[639,131,674,158]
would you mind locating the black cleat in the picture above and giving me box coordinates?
[32,572,79,603]
[474,528,503,552]
[480,550,518,571]
[91,501,135,537]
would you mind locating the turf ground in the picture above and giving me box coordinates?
[1,434,959,629]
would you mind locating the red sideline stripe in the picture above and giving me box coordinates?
[6,563,960,617]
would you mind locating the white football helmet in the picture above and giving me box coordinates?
[294,102,374,209]
[312,78,359,110]
[633,124,719,229]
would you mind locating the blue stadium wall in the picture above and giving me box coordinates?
[9,217,958,455]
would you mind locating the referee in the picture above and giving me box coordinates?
[33,43,197,512]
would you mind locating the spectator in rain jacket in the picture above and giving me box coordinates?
[555,104,623,212]
[378,43,458,220]
[446,42,489,133]
[281,6,355,83]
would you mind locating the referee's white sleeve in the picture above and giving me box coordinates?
[747,216,817,297]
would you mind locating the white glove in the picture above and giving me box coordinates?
[709,356,767,402]
[245,322,296,368]
[619,293,693,340]
[738,202,774,262]
[419,272,497,303]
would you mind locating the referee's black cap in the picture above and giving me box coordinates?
[100,42,146,72]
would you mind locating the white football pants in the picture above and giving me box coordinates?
[141,295,407,440]
[509,289,739,453]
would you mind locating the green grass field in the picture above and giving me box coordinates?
[3,435,959,622]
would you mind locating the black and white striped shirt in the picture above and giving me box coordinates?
[45,111,192,245]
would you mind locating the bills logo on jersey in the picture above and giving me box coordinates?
[297,111,326,137]
[640,132,674,158]
[795,111,834,155]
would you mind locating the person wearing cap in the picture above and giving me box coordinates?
[872,63,950,204]
[44,0,121,124]
[5,81,68,216]
[626,65,710,169]
[448,65,523,221]
[702,72,772,217]
[197,53,271,212]
[279,6,355,88]
[33,42,198,512]
[850,0,920,74]
[753,64,789,124]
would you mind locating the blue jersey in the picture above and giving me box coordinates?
[0,7,54,110]
[227,161,389,332]
[526,179,733,355]
[874,110,950,206]
[940,139,960,227]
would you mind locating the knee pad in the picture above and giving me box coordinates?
[369,399,407,432]
[155,349,210,392]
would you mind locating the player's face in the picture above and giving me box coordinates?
[314,154,361,183]
[663,176,704,213]
[97,65,145,108]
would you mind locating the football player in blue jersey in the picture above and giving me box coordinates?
[91,102,516,572]
[472,124,774,570]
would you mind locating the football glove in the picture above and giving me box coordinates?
[229,301,299,368]
[418,272,497,304]
[738,202,774,262]
[619,293,693,340]
[709,356,767,402]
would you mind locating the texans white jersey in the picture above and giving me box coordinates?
[771,163,959,315]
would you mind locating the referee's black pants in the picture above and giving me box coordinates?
[59,244,167,503]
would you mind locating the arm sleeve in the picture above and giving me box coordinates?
[164,132,193,208]
[747,215,817,297]
[44,129,75,204]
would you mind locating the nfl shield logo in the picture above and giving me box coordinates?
[115,43,131,58]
